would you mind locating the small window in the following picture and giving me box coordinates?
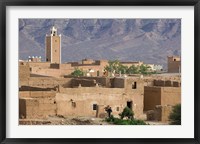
[116,107,119,111]
[55,40,57,42]
[93,104,97,110]
[174,59,176,61]
[72,102,76,108]
[132,82,137,89]
[55,50,57,52]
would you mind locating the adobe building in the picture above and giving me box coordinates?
[144,79,181,122]
[120,61,143,67]
[168,56,181,73]
[46,26,61,64]
[18,26,182,124]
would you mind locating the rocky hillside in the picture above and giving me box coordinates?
[19,19,181,67]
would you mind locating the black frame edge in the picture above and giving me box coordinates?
[0,0,6,144]
[2,0,199,6]
[195,1,200,144]
[1,0,200,144]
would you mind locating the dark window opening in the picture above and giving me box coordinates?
[46,58,48,61]
[174,59,176,61]
[127,101,133,109]
[116,107,119,111]
[132,82,137,89]
[30,68,32,72]
[72,102,76,108]
[93,104,97,110]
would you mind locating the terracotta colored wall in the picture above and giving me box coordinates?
[19,91,57,119]
[144,87,161,111]
[56,87,144,118]
[46,36,51,62]
[51,36,60,64]
[144,86,181,111]
[161,87,181,106]
[168,56,181,73]
[19,62,30,80]
[20,77,72,91]
[146,105,173,122]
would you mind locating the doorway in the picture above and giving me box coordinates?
[127,101,133,109]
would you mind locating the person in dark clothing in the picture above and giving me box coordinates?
[105,105,112,118]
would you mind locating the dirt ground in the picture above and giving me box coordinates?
[19,116,111,125]
[19,115,169,125]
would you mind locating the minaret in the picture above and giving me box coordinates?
[45,26,61,63]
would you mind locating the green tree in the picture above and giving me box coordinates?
[127,65,139,74]
[104,60,125,74]
[71,68,84,77]
[139,64,150,75]
[119,107,134,120]
[118,65,128,74]
[169,104,181,125]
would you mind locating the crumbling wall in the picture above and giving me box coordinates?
[146,105,172,122]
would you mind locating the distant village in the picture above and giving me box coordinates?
[19,26,181,125]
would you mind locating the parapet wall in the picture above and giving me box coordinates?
[29,62,51,68]
[67,77,111,88]
[71,79,97,87]
[19,91,56,98]
[154,80,181,87]
[20,77,72,91]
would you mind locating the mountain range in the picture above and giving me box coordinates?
[19,19,181,68]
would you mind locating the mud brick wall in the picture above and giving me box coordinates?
[154,105,173,122]
[20,77,72,91]
[154,80,165,87]
[19,91,57,119]
[56,86,144,119]
[161,87,181,106]
[71,79,97,87]
[19,62,30,80]
[144,86,181,111]
[144,87,161,111]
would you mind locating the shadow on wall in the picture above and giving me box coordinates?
[19,86,57,91]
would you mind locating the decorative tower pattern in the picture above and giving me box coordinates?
[46,26,61,63]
